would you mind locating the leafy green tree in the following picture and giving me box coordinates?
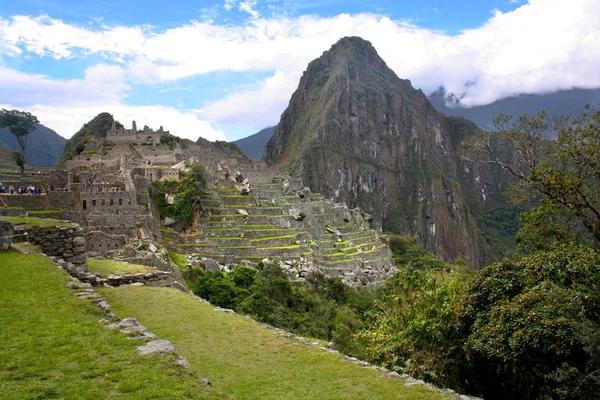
[461,107,600,250]
[459,243,600,399]
[153,162,210,227]
[0,109,39,174]
[358,267,468,387]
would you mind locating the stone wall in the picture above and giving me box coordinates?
[13,223,87,274]
[2,191,77,210]
[80,190,138,212]
[0,220,13,250]
[77,269,173,287]
[86,230,126,253]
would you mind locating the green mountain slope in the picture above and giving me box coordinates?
[0,124,66,167]
[58,112,119,166]
[264,36,514,267]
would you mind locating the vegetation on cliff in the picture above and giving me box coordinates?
[58,112,121,165]
[462,106,600,251]
[152,162,210,228]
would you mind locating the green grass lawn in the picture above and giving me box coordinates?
[87,258,156,276]
[168,250,189,268]
[0,250,220,399]
[0,216,74,228]
[99,286,449,400]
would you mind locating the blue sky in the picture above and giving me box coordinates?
[0,0,598,141]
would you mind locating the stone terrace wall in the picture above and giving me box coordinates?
[86,230,126,253]
[13,223,87,273]
[3,191,77,210]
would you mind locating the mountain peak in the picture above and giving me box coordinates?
[309,36,390,76]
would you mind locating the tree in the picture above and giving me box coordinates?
[459,243,600,399]
[152,162,210,228]
[461,106,600,250]
[0,109,39,174]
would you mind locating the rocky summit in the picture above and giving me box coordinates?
[264,36,513,267]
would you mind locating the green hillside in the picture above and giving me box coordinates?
[0,250,217,399]
[1,249,450,400]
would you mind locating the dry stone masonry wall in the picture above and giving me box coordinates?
[13,223,88,273]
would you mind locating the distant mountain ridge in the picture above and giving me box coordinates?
[233,126,275,161]
[430,87,600,130]
[0,124,66,167]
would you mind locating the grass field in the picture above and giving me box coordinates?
[99,286,449,400]
[0,250,221,400]
[87,258,156,276]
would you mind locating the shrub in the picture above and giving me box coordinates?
[459,243,600,399]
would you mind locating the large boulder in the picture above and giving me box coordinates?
[0,220,13,251]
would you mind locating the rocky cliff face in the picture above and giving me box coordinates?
[264,37,511,267]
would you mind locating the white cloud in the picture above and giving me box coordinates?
[1,0,599,137]
[201,70,297,128]
[239,1,260,19]
[0,64,226,141]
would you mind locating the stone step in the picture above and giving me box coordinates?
[200,214,300,226]
[215,195,258,205]
[203,206,286,216]
[0,207,26,217]
[177,244,309,258]
[248,235,301,247]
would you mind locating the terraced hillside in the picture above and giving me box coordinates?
[167,177,395,286]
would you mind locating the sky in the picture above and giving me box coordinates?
[0,0,598,142]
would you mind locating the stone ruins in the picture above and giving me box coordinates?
[0,122,396,286]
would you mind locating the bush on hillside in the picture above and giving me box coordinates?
[459,243,600,399]
[193,262,375,356]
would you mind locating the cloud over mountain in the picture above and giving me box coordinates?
[0,0,598,140]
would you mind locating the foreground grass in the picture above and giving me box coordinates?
[87,258,156,276]
[99,286,449,400]
[0,250,221,400]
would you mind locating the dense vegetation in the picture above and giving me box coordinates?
[152,162,209,228]
[194,263,375,356]
[58,112,121,165]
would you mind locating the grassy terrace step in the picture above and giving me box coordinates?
[250,234,297,243]
[0,251,216,399]
[176,244,309,258]
[204,206,286,216]
[0,216,75,228]
[201,215,297,226]
[202,228,302,240]
[212,196,258,205]
[100,285,444,400]
[338,240,380,252]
